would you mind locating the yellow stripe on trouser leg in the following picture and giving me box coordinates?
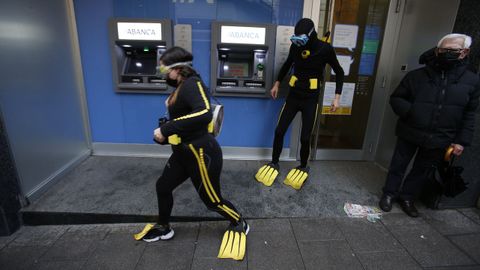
[218,230,246,260]
[199,148,220,202]
[189,145,217,203]
[218,204,240,222]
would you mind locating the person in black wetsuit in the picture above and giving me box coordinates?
[139,47,248,260]
[255,18,344,190]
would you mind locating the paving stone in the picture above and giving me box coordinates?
[423,209,480,235]
[247,218,292,232]
[336,217,403,252]
[299,240,363,270]
[82,233,145,270]
[9,225,68,247]
[102,223,155,234]
[387,223,474,267]
[167,222,200,243]
[247,230,304,270]
[0,232,17,250]
[135,242,195,270]
[194,221,228,258]
[356,249,422,270]
[381,213,428,227]
[290,218,344,241]
[66,224,116,236]
[0,245,49,270]
[459,208,480,225]
[30,260,85,270]
[191,257,247,270]
[449,234,480,264]
[40,231,103,261]
[424,266,480,270]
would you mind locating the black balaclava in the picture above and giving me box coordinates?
[294,18,318,46]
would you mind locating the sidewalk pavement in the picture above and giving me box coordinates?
[1,208,480,270]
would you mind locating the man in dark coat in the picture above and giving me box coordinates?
[379,33,480,217]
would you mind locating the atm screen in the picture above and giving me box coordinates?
[221,62,250,78]
[124,50,157,75]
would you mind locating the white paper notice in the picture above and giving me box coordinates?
[331,55,353,76]
[174,24,192,53]
[322,82,355,115]
[332,24,358,51]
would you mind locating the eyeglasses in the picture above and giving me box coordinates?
[437,48,464,54]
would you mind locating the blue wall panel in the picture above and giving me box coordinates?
[217,0,273,23]
[75,0,126,143]
[74,0,303,147]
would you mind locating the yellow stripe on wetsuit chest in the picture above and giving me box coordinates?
[173,81,210,121]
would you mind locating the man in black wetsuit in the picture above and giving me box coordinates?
[255,18,344,190]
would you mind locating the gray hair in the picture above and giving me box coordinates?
[437,33,472,49]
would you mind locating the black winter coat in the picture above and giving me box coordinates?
[390,53,480,149]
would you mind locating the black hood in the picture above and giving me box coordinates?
[418,47,437,65]
[294,18,318,46]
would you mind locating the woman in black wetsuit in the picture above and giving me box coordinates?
[137,47,248,261]
[255,18,345,190]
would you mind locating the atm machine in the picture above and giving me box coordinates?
[210,21,276,98]
[109,18,173,93]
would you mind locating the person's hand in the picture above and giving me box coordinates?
[331,94,340,112]
[270,81,280,99]
[154,128,165,143]
[451,143,464,156]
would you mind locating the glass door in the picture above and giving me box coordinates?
[310,0,390,160]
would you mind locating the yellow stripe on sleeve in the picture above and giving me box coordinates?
[197,81,210,110]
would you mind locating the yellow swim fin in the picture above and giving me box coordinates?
[133,223,155,241]
[283,166,309,190]
[217,219,249,261]
[255,163,279,186]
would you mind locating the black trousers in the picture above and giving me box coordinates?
[156,134,242,225]
[272,94,318,167]
[383,137,444,201]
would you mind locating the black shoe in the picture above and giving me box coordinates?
[229,219,250,235]
[379,194,394,212]
[142,225,175,242]
[398,200,419,218]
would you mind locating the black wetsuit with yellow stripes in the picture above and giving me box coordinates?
[157,75,242,225]
[273,39,344,167]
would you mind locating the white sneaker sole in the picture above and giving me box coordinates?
[142,229,175,242]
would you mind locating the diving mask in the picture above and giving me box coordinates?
[157,61,193,74]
